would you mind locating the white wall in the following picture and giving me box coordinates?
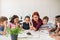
[1,0,60,22]
[0,0,1,16]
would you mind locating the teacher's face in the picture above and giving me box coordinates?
[33,15,39,22]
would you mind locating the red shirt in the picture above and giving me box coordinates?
[32,19,43,31]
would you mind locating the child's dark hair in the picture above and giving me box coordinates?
[0,16,8,23]
[25,16,30,19]
[57,17,60,23]
[55,15,60,18]
[10,15,19,23]
[43,16,49,22]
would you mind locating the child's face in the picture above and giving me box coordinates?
[14,18,19,24]
[25,18,30,24]
[43,19,48,25]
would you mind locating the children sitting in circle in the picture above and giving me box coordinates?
[0,12,60,40]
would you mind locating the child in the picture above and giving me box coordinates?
[49,15,60,34]
[41,16,52,30]
[23,16,30,30]
[0,16,8,35]
[8,15,20,29]
[55,17,60,36]
[50,17,60,40]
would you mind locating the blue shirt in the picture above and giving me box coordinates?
[0,25,4,35]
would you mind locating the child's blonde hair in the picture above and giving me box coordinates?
[0,16,8,23]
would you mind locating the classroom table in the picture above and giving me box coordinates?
[0,30,55,40]
[18,30,55,40]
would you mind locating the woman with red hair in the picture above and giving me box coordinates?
[30,12,43,31]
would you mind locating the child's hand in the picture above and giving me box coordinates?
[59,31,60,34]
[33,27,37,31]
[30,26,33,30]
[3,21,7,27]
[30,26,37,31]
[0,31,6,35]
[16,23,18,26]
[57,23,60,28]
[4,23,7,27]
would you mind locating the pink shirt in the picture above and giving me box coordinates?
[8,22,16,29]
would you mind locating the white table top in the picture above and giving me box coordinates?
[18,30,55,40]
[0,30,55,40]
[18,30,40,38]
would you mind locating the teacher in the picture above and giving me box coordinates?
[31,12,43,31]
